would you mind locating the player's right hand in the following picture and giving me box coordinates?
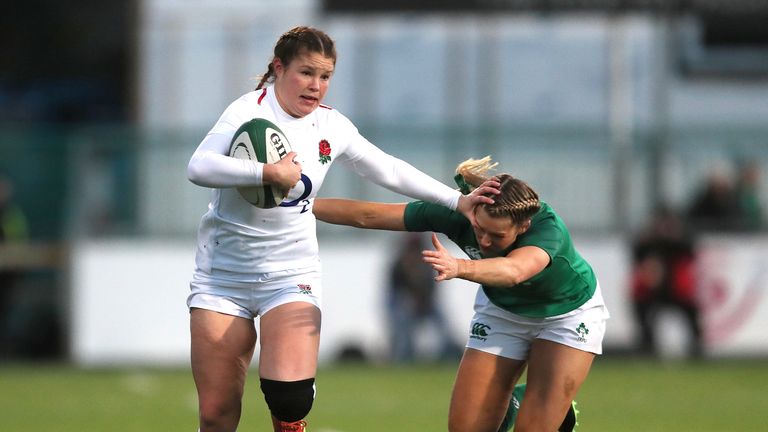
[264,151,302,194]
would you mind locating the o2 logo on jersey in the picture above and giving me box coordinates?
[280,174,313,213]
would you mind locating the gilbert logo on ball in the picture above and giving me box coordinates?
[228,118,293,208]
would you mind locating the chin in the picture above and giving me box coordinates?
[298,105,316,116]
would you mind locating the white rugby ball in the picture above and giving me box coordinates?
[228,118,293,208]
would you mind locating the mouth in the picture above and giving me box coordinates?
[300,95,319,103]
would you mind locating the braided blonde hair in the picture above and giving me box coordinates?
[455,156,498,190]
[456,156,540,224]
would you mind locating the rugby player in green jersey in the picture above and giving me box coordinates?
[314,157,607,431]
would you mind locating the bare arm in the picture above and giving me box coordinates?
[423,233,551,285]
[313,198,408,231]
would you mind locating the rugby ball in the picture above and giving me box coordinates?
[228,118,293,208]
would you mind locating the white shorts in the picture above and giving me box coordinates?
[187,267,322,319]
[465,283,610,360]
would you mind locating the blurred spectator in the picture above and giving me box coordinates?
[386,232,461,362]
[733,160,764,231]
[687,167,739,231]
[630,204,703,358]
[687,162,765,232]
[0,173,30,359]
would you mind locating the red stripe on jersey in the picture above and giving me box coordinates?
[257,88,267,105]
[319,104,332,110]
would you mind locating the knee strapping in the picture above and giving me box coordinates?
[260,378,316,422]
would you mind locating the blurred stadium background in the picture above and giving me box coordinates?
[2,0,768,430]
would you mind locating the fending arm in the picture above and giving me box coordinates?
[313,198,408,231]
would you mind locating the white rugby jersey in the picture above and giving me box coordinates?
[188,87,461,274]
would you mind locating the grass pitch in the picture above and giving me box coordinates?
[0,358,765,431]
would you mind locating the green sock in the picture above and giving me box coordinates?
[497,384,526,432]
[498,384,579,432]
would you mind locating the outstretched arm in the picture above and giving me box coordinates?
[313,199,408,231]
[423,233,550,285]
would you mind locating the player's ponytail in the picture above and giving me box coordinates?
[255,63,275,90]
[454,156,499,194]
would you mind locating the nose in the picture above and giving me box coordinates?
[478,234,491,249]
[309,76,320,90]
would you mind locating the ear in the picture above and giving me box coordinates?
[272,57,285,76]
[519,219,532,234]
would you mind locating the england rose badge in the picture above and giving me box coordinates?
[318,139,332,164]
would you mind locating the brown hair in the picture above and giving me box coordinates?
[255,26,337,90]
[482,174,541,225]
[455,156,540,225]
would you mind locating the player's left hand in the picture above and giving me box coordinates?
[456,178,500,226]
[422,233,460,281]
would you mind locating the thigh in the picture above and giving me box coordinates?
[449,348,527,432]
[258,301,322,380]
[190,308,257,404]
[515,339,594,431]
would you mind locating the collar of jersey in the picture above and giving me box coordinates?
[266,86,317,128]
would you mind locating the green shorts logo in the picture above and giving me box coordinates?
[470,322,491,341]
[576,322,589,342]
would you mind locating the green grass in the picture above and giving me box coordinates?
[0,358,766,431]
[578,359,768,431]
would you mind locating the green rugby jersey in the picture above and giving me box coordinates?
[403,201,596,317]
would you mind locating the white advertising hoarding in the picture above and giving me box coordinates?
[70,235,768,366]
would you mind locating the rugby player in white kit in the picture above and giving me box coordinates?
[186,26,498,432]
